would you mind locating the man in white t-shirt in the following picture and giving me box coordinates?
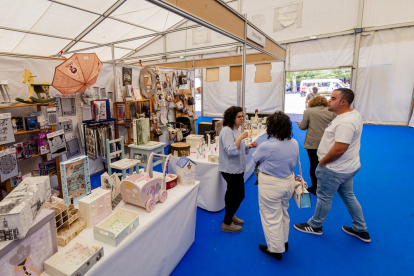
[294,88,371,243]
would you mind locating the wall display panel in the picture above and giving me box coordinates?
[355,27,414,124]
[206,68,220,82]
[229,66,242,82]
[254,63,272,83]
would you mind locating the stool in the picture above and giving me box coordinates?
[128,141,166,178]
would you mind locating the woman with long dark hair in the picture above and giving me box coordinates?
[219,106,257,233]
[253,111,298,261]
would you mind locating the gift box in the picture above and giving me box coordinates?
[93,208,139,247]
[78,188,112,228]
[208,154,219,163]
[0,209,57,276]
[185,134,204,149]
[0,176,51,240]
[44,237,104,276]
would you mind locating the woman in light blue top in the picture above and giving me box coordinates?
[219,106,257,233]
[253,111,298,261]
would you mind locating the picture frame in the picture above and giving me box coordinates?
[122,67,132,86]
[60,155,91,205]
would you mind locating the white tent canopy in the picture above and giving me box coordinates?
[1,0,414,124]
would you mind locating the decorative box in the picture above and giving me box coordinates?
[208,154,219,163]
[0,176,51,240]
[185,134,204,149]
[24,116,38,131]
[155,174,178,190]
[0,209,58,276]
[171,142,191,157]
[93,208,139,247]
[44,237,104,276]
[176,156,197,186]
[78,188,112,228]
[60,155,91,205]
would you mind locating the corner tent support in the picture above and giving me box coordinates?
[241,14,247,131]
[111,43,117,101]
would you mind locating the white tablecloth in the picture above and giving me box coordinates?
[42,182,199,276]
[168,130,268,212]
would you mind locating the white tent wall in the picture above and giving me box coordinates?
[243,0,359,43]
[203,62,284,117]
[286,35,354,71]
[355,27,414,125]
[363,0,414,28]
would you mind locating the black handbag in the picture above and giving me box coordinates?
[178,71,187,85]
[188,96,195,105]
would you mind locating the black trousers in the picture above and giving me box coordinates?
[221,172,245,225]
[306,149,319,191]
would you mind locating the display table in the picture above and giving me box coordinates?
[41,182,199,276]
[168,130,268,212]
[128,141,166,177]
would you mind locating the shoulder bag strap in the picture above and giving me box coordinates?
[294,139,306,194]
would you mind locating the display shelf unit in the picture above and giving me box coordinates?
[174,89,197,135]
[113,99,157,146]
[0,102,62,200]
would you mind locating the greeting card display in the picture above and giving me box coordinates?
[58,117,73,133]
[46,107,58,125]
[0,210,58,276]
[47,129,67,158]
[0,113,15,145]
[60,155,91,205]
[37,131,51,155]
[0,148,18,182]
[0,176,51,240]
[44,238,103,276]
[11,116,24,132]
[65,132,81,159]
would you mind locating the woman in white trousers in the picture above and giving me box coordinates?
[253,111,298,261]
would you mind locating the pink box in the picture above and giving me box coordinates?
[78,188,112,228]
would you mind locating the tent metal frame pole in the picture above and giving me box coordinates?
[55,25,199,57]
[114,43,241,63]
[146,0,284,62]
[241,14,247,132]
[351,0,365,107]
[201,67,204,117]
[111,43,118,101]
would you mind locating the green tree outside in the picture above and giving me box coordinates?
[286,68,352,84]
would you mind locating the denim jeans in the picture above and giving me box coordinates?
[308,165,367,232]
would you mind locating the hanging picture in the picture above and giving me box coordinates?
[82,105,92,121]
[100,88,107,99]
[47,107,58,126]
[122,67,132,86]
[58,117,73,133]
[65,132,81,159]
[52,96,63,117]
[85,127,97,160]
[46,130,67,158]
[0,113,15,145]
[60,155,91,205]
[117,104,126,123]
[0,147,19,182]
[61,95,76,116]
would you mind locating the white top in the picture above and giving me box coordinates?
[317,109,363,174]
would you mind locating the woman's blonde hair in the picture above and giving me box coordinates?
[308,95,328,108]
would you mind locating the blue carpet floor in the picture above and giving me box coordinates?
[91,117,414,275]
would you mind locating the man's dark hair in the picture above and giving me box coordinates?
[335,88,354,105]
[266,111,293,141]
[223,106,243,129]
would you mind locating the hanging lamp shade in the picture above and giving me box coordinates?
[52,53,103,94]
